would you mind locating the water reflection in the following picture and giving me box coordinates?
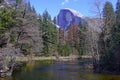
[0,60,120,80]
[0,77,12,80]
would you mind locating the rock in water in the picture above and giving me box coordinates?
[57,8,85,31]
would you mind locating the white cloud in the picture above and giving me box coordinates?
[61,0,78,5]
[61,0,69,5]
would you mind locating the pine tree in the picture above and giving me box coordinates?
[99,1,115,72]
[77,23,86,55]
[53,16,56,24]
[42,10,58,56]
[110,0,120,72]
[64,42,71,56]
[0,8,15,35]
[58,28,65,45]
[116,0,120,26]
[26,1,32,13]
[102,1,115,54]
[42,9,51,23]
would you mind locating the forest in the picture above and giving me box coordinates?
[0,0,120,79]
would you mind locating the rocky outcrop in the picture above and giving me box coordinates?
[57,8,85,31]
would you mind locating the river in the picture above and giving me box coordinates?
[0,59,120,80]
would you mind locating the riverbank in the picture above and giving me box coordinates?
[15,55,92,62]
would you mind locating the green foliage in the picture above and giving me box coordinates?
[76,43,84,55]
[57,42,63,55]
[10,33,16,44]
[103,1,115,22]
[53,16,56,24]
[26,1,33,13]
[21,44,31,55]
[26,1,36,13]
[42,9,51,23]
[57,42,71,56]
[107,0,120,72]
[15,0,24,12]
[116,0,120,26]
[63,43,71,56]
[42,44,50,56]
[0,8,15,35]
[98,1,117,72]
[101,0,115,55]
[42,10,58,56]
[76,22,86,55]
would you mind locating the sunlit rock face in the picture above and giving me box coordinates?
[57,8,85,31]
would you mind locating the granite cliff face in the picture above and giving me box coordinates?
[57,8,85,31]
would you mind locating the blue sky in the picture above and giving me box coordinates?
[29,0,117,19]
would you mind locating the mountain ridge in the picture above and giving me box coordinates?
[57,8,85,31]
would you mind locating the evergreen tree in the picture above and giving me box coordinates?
[99,1,115,72]
[42,9,51,23]
[116,0,120,26]
[0,8,15,35]
[64,42,71,56]
[110,0,120,72]
[26,1,32,13]
[57,42,63,56]
[31,6,36,13]
[53,16,56,24]
[25,1,36,14]
[42,10,57,56]
[0,0,44,70]
[77,23,86,55]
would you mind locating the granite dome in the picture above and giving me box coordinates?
[57,8,85,31]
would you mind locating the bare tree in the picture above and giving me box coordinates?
[86,18,101,71]
[87,0,104,71]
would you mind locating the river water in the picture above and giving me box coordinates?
[0,59,120,80]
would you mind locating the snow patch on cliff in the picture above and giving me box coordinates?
[63,8,84,18]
